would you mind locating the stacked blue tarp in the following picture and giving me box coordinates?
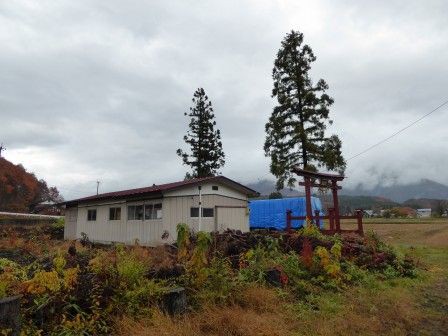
[249,197,323,230]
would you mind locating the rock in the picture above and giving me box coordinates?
[0,295,21,335]
[265,268,285,287]
[161,287,187,316]
[68,243,77,256]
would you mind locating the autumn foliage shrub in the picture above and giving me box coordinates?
[0,223,419,335]
[0,258,27,298]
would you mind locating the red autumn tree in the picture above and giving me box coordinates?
[0,157,63,213]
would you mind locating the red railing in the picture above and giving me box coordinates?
[286,208,364,236]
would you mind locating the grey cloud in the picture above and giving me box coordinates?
[1,0,447,200]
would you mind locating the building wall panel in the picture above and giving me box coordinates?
[67,194,248,246]
[216,207,248,232]
[64,208,78,240]
[164,182,248,201]
[162,194,248,243]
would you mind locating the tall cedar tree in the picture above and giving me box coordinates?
[177,88,225,178]
[264,30,346,190]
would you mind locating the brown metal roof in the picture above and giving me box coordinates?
[63,176,258,207]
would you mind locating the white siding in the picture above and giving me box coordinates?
[77,204,121,244]
[162,194,248,244]
[216,207,248,232]
[73,200,164,246]
[164,182,247,200]
[67,186,250,246]
[64,208,78,240]
[126,200,163,245]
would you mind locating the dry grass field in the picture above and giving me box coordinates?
[338,217,448,247]
[364,219,448,247]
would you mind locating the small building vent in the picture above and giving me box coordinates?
[212,185,219,191]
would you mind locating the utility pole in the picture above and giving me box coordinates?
[0,143,5,157]
[96,181,100,195]
[198,185,202,231]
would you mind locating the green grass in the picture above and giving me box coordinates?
[283,245,448,335]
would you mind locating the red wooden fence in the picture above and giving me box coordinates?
[286,208,364,236]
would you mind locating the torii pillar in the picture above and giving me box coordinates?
[304,176,313,220]
[292,166,345,230]
[331,180,341,231]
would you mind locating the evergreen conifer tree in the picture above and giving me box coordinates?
[264,30,346,189]
[177,88,225,178]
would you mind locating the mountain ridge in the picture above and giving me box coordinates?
[341,178,448,203]
[246,178,448,204]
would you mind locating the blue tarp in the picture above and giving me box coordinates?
[249,197,323,230]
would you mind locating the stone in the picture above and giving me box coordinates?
[265,268,283,287]
[0,295,21,336]
[161,287,187,316]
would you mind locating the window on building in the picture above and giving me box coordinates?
[144,203,162,220]
[109,207,121,220]
[212,185,219,191]
[154,203,162,219]
[190,207,214,218]
[144,204,153,220]
[202,208,214,217]
[87,209,97,221]
[190,207,199,218]
[127,205,143,220]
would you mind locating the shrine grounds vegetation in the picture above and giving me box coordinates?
[1,220,447,335]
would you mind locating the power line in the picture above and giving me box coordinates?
[347,99,448,161]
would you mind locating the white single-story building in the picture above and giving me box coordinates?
[63,176,258,246]
[416,208,432,218]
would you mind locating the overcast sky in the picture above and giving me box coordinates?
[1,0,448,199]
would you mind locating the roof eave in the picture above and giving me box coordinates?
[62,175,259,207]
[64,191,164,208]
[216,176,259,196]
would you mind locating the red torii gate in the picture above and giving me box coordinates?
[286,166,363,235]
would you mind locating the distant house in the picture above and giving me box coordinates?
[362,210,374,218]
[380,207,417,218]
[63,176,258,246]
[417,208,432,218]
[33,201,63,216]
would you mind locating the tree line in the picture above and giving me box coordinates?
[0,157,63,213]
[177,30,345,186]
